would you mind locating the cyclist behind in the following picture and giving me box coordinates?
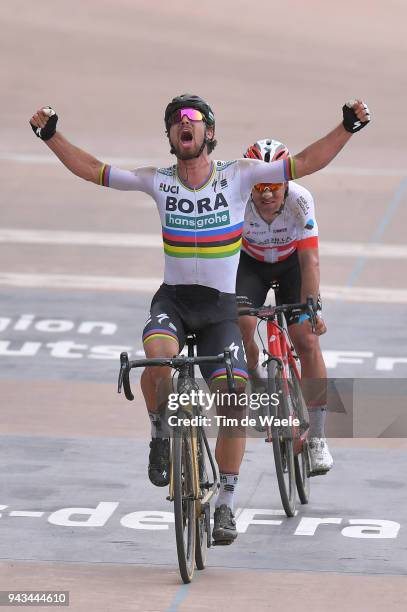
[237,138,332,474]
[29,95,370,542]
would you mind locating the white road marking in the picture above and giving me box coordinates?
[0,273,161,292]
[319,241,407,259]
[0,228,162,248]
[9,511,45,517]
[321,285,407,303]
[0,153,149,166]
[321,166,406,177]
[0,272,405,303]
[1,152,405,176]
[1,501,402,539]
[1,229,407,259]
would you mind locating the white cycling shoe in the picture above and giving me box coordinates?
[308,437,333,476]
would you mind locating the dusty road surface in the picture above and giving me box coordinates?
[1,1,407,610]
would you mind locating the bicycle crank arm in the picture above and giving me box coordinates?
[203,503,211,548]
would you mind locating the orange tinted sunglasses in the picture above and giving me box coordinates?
[254,183,284,193]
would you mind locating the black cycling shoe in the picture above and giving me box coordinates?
[148,438,170,487]
[212,504,237,545]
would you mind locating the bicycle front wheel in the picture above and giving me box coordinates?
[195,430,208,570]
[267,360,296,517]
[173,424,196,583]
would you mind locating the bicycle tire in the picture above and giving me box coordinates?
[173,423,196,583]
[294,446,310,504]
[267,360,296,517]
[195,431,208,570]
[288,365,310,504]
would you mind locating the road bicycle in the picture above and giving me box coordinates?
[117,335,235,583]
[239,284,317,517]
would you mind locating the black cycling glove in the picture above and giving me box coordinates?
[30,107,58,141]
[342,101,370,133]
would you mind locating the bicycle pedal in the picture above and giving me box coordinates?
[308,469,329,477]
[212,539,234,546]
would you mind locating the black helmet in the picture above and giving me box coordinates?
[164,93,215,131]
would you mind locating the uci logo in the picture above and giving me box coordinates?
[159,183,179,194]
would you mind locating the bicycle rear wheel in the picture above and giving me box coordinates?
[288,365,310,504]
[267,360,296,517]
[294,444,310,504]
[173,424,196,583]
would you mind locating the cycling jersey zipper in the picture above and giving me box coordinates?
[193,187,198,283]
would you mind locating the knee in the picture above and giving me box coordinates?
[142,365,170,387]
[294,329,320,358]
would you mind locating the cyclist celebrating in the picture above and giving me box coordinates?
[237,138,332,474]
[29,95,370,543]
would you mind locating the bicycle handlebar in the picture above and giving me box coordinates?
[118,349,236,401]
[238,296,318,332]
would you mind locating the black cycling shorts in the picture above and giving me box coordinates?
[236,250,302,325]
[142,283,248,385]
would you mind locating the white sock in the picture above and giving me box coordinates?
[308,405,327,438]
[216,473,239,511]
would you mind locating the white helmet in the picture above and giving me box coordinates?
[244,138,289,162]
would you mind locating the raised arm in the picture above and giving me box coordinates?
[239,100,371,194]
[29,108,102,183]
[29,106,155,193]
[48,132,103,183]
[290,100,370,179]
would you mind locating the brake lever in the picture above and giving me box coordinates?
[118,352,127,393]
[118,352,134,400]
[306,296,317,334]
[223,349,236,394]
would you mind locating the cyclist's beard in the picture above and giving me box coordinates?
[169,136,207,161]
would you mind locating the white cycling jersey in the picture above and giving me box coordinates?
[99,157,296,292]
[242,182,318,264]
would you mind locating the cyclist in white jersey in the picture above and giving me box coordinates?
[236,138,333,475]
[29,95,370,543]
